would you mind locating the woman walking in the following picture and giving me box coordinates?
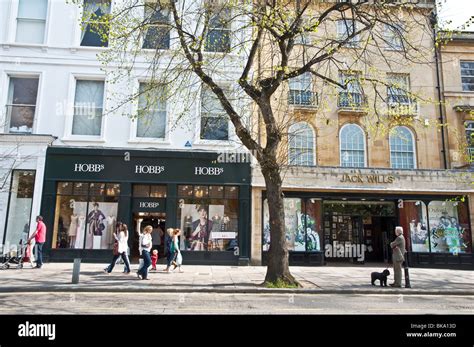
[104,224,131,274]
[137,225,152,280]
[171,229,184,273]
[163,228,174,273]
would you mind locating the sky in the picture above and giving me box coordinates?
[437,0,474,30]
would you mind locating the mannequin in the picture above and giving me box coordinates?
[75,215,86,249]
[105,215,116,249]
[69,213,78,248]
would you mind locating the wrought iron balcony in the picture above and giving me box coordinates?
[337,92,367,114]
[288,90,318,108]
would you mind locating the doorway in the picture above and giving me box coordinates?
[131,212,166,261]
[364,216,397,262]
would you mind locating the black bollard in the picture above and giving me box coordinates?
[72,258,81,284]
[404,261,411,288]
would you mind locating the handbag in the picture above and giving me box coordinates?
[113,241,119,256]
[176,253,183,266]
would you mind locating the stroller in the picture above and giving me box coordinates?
[1,239,28,270]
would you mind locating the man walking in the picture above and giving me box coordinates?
[390,226,406,287]
[27,216,46,269]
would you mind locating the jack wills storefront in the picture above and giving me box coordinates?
[253,167,474,269]
[40,147,251,265]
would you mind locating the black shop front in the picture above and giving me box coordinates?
[40,147,251,265]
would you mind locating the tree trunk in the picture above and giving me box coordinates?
[261,159,300,286]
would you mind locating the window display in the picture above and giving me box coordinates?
[4,171,35,248]
[52,182,120,249]
[399,201,429,252]
[177,185,238,252]
[263,198,307,252]
[428,200,471,254]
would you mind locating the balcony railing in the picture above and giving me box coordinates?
[5,105,35,134]
[337,92,367,113]
[288,90,318,107]
[386,96,418,116]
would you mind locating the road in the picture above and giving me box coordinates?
[0,292,473,314]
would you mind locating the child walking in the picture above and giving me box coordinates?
[150,249,158,271]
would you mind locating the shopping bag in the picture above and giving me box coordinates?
[176,253,183,266]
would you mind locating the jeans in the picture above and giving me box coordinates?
[166,250,174,267]
[107,252,131,273]
[138,250,151,279]
[35,242,44,267]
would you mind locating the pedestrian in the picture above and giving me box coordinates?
[171,228,184,273]
[163,228,174,273]
[150,249,158,272]
[389,226,406,288]
[104,224,131,274]
[27,216,46,269]
[137,225,152,280]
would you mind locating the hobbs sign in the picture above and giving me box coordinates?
[74,163,104,173]
[135,165,165,175]
[139,201,160,209]
[195,167,224,176]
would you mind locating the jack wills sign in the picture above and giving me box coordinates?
[340,173,396,184]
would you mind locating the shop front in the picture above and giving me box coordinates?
[253,167,474,269]
[40,147,251,265]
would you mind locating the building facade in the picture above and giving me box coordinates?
[0,0,250,264]
[250,0,474,269]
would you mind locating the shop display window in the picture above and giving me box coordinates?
[177,185,239,252]
[52,182,120,250]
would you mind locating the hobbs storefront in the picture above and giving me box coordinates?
[252,167,474,269]
[40,147,251,264]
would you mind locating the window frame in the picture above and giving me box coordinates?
[141,2,171,50]
[63,74,107,141]
[4,73,41,134]
[389,126,417,169]
[198,84,231,143]
[387,73,411,105]
[460,61,474,92]
[204,8,232,53]
[130,81,169,142]
[15,0,49,45]
[337,19,360,47]
[339,123,367,168]
[79,0,112,48]
[288,122,316,166]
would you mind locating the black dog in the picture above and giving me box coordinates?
[371,269,390,287]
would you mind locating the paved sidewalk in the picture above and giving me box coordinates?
[0,263,472,295]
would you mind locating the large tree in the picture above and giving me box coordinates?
[79,0,440,285]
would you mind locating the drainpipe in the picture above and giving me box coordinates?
[431,12,449,169]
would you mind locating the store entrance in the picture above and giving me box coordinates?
[363,216,397,263]
[131,212,166,262]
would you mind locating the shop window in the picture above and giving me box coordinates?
[178,185,193,197]
[390,126,416,169]
[305,199,322,251]
[16,0,48,44]
[52,182,120,250]
[177,185,239,252]
[340,124,366,168]
[200,86,229,141]
[398,200,429,252]
[133,185,166,198]
[288,122,315,166]
[80,0,110,47]
[4,171,35,249]
[428,200,471,254]
[263,198,306,252]
[137,83,167,139]
[5,77,39,134]
[142,3,170,49]
[72,80,104,136]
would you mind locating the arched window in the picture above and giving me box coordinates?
[288,122,315,166]
[340,124,366,167]
[390,126,416,169]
